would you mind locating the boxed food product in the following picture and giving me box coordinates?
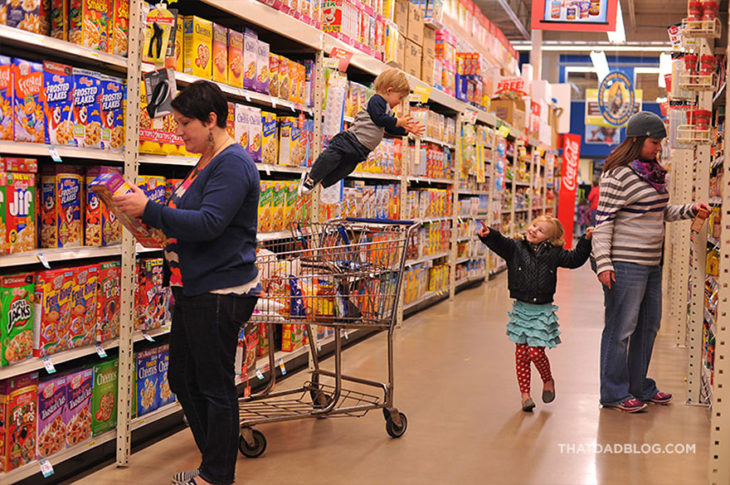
[0,273,34,367]
[257,322,269,357]
[173,10,183,72]
[7,0,42,33]
[43,61,75,146]
[135,257,165,331]
[85,166,120,246]
[285,180,298,226]
[183,16,212,79]
[40,166,83,248]
[243,28,258,91]
[65,367,93,446]
[247,106,262,162]
[234,103,248,149]
[34,269,73,357]
[271,182,286,232]
[73,68,102,148]
[278,56,290,100]
[261,111,277,164]
[138,175,167,204]
[91,358,118,436]
[255,40,269,94]
[228,29,243,88]
[69,0,115,51]
[136,348,159,416]
[157,344,175,407]
[225,102,235,139]
[51,0,69,40]
[96,260,120,341]
[13,58,44,143]
[287,59,299,102]
[0,56,12,141]
[37,375,66,458]
[99,74,125,151]
[111,0,129,56]
[212,23,228,84]
[3,159,37,254]
[258,180,273,233]
[277,116,295,166]
[69,264,98,349]
[268,53,279,98]
[0,372,38,472]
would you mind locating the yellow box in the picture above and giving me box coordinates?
[174,14,184,72]
[183,16,212,79]
[228,30,244,88]
[211,23,228,84]
[271,182,287,232]
[258,181,274,233]
[288,59,299,103]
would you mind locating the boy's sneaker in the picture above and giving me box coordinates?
[603,398,648,413]
[647,391,672,405]
[298,174,315,196]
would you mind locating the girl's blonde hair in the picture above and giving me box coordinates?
[374,68,411,94]
[515,216,566,247]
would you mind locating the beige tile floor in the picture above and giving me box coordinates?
[73,265,710,485]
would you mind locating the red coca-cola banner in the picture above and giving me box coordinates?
[558,133,581,248]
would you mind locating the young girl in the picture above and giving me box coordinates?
[478,216,593,412]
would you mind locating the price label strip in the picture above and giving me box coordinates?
[40,459,54,478]
[43,357,56,374]
[96,344,107,358]
[48,147,62,163]
[278,358,287,376]
[36,253,51,270]
[255,369,265,380]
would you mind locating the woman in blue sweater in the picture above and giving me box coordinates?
[114,81,260,485]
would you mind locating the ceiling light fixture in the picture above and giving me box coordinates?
[511,43,671,53]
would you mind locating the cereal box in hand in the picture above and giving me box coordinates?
[69,0,115,52]
[99,74,124,151]
[183,16,212,79]
[243,28,258,91]
[212,23,228,84]
[4,159,37,254]
[37,375,66,458]
[157,344,175,407]
[96,260,120,342]
[34,269,73,357]
[69,265,98,349]
[91,358,118,436]
[12,58,44,143]
[43,61,75,147]
[0,55,13,141]
[111,0,129,56]
[255,40,269,94]
[0,372,38,472]
[228,29,243,88]
[73,68,102,149]
[0,273,34,367]
[65,368,92,446]
[136,348,159,416]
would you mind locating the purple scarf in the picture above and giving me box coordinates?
[629,159,667,193]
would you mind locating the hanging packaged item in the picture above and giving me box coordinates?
[34,268,73,357]
[0,372,38,472]
[142,3,174,64]
[2,158,37,254]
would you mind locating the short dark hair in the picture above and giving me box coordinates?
[171,80,228,128]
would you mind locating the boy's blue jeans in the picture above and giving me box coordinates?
[309,131,371,188]
[600,262,662,405]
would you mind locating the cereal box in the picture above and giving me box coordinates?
[212,23,228,84]
[0,171,4,254]
[278,56,290,100]
[271,182,286,232]
[65,368,92,447]
[50,0,68,40]
[285,180,298,226]
[34,269,73,357]
[255,40,270,94]
[73,68,102,149]
[86,166,121,246]
[37,375,66,458]
[258,180,273,233]
[69,264,98,349]
[0,0,7,25]
[234,103,249,149]
[12,58,44,143]
[0,56,13,141]
[7,0,41,33]
[157,344,175,407]
[0,274,34,367]
[91,358,118,436]
[43,61,75,147]
[40,0,51,34]
[261,111,277,165]
[4,162,37,254]
[99,74,125,151]
[248,106,262,162]
[243,28,258,91]
[42,167,83,248]
[135,257,165,331]
[138,175,167,205]
[228,29,243,88]
[288,59,299,103]
[136,348,159,416]
[173,10,183,72]
[96,260,120,341]
[69,0,115,52]
[257,322,269,357]
[268,53,279,98]
[183,16,212,79]
[226,101,235,139]
[0,372,38,472]
[111,0,129,56]
[278,116,294,166]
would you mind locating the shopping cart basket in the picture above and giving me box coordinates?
[238,218,417,458]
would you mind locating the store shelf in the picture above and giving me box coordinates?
[349,171,402,181]
[139,154,309,175]
[458,190,489,196]
[404,290,448,311]
[258,230,293,242]
[408,176,454,185]
[344,116,355,123]
[456,272,486,287]
[420,136,456,150]
[0,141,124,162]
[710,197,722,206]
[457,235,475,242]
[0,24,128,71]
[414,217,452,224]
[456,256,470,264]
[0,244,164,268]
[405,251,450,267]
[132,402,183,431]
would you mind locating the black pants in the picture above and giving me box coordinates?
[169,289,257,485]
[309,131,371,188]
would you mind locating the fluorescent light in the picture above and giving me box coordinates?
[607,2,626,43]
[512,44,671,52]
[590,51,610,83]
[658,53,672,89]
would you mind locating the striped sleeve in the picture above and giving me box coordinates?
[664,202,696,222]
[591,171,625,274]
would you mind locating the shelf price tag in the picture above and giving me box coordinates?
[96,344,107,359]
[143,332,155,342]
[255,369,265,380]
[36,253,51,270]
[40,459,54,478]
[48,147,62,163]
[43,357,56,374]
[278,358,287,376]
[413,85,431,104]
[244,93,251,103]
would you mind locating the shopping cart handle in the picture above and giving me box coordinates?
[344,217,415,225]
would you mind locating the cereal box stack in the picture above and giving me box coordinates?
[37,375,67,458]
[99,74,125,151]
[69,0,116,52]
[86,166,122,247]
[2,158,38,254]
[0,273,35,367]
[68,264,98,349]
[0,56,12,141]
[157,344,175,407]
[0,372,38,472]
[135,257,166,331]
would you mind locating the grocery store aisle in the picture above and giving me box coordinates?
[75,266,710,485]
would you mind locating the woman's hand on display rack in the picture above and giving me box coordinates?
[112,184,150,218]
[585,227,594,239]
[693,202,712,214]
[478,220,490,237]
[598,270,615,289]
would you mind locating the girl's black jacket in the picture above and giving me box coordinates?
[479,228,592,304]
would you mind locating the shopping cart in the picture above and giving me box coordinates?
[238,218,417,458]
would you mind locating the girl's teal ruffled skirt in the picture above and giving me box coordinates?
[507,300,561,348]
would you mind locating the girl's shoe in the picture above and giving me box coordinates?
[647,391,672,405]
[521,398,536,412]
[172,469,200,484]
[603,398,647,413]
[542,380,555,403]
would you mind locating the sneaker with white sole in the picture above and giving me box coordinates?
[298,174,315,196]
[603,398,648,413]
[646,391,672,405]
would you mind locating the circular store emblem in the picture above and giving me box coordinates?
[598,71,635,127]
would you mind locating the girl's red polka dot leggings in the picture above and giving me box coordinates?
[515,343,553,393]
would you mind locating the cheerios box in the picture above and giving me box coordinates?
[96,260,120,342]
[3,159,37,254]
[157,344,175,407]
[243,28,258,91]
[43,61,75,147]
[72,68,102,148]
[228,29,244,88]
[234,103,249,149]
[136,348,160,416]
[91,358,118,436]
[0,372,38,472]
[247,106,262,162]
[64,367,92,447]
[183,16,212,79]
[0,56,13,141]
[212,23,228,84]
[13,58,44,144]
[0,274,34,368]
[99,74,124,151]
[37,375,67,459]
[69,0,115,52]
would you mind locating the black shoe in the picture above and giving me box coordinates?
[522,398,535,412]
[542,380,555,403]
[298,174,316,195]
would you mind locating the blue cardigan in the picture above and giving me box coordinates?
[142,144,260,296]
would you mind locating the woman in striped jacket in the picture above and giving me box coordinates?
[592,111,710,413]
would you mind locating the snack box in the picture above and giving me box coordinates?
[69,0,115,52]
[96,260,121,341]
[111,0,129,56]
[278,56,290,100]
[91,358,118,436]
[268,53,279,98]
[3,159,37,254]
[261,111,278,165]
[43,61,75,146]
[0,273,34,367]
[277,116,295,166]
[65,367,93,446]
[99,74,125,151]
[136,347,159,416]
[34,269,73,357]
[247,106,262,162]
[89,172,166,248]
[68,264,98,349]
[157,344,175,407]
[37,375,67,458]
[12,58,44,143]
[212,23,228,84]
[73,67,102,149]
[0,55,12,141]
[183,16,213,79]
[255,39,270,94]
[243,28,258,91]
[270,182,286,232]
[0,372,38,472]
[228,29,244,88]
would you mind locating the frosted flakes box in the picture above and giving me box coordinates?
[136,348,159,416]
[3,159,37,254]
[243,28,258,91]
[212,23,228,84]
[34,269,73,357]
[0,55,13,141]
[85,166,121,247]
[37,375,66,458]
[65,368,92,446]
[261,111,277,165]
[228,29,243,88]
[0,273,34,367]
[96,260,120,341]
[68,265,98,349]
[40,167,84,248]
[157,344,175,407]
[69,0,115,52]
[72,67,102,149]
[13,58,44,143]
[43,61,75,146]
[0,372,38,472]
[255,39,269,94]
[91,358,118,436]
[99,74,124,151]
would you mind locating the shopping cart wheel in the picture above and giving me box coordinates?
[310,390,333,409]
[385,412,408,438]
[239,429,267,458]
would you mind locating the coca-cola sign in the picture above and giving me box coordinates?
[558,133,582,248]
[562,137,580,192]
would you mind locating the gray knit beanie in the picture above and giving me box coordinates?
[625,111,667,139]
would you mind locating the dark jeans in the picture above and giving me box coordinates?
[309,131,371,188]
[169,288,257,485]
